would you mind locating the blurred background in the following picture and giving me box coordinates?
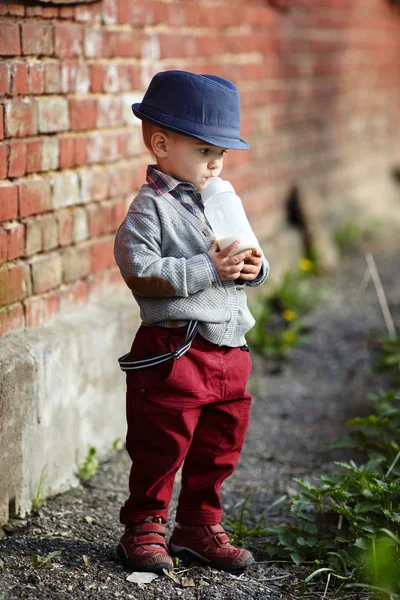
[0,0,399,524]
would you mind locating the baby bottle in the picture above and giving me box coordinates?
[200,177,260,256]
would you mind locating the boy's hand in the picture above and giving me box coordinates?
[237,248,263,281]
[208,240,252,281]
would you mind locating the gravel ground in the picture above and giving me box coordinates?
[1,245,399,600]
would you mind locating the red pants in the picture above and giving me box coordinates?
[120,325,252,526]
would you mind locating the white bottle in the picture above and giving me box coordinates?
[201,177,260,256]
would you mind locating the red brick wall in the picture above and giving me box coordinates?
[1,0,400,336]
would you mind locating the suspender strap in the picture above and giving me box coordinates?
[118,320,199,372]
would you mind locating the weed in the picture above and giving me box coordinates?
[374,335,400,382]
[260,388,400,593]
[247,260,326,359]
[31,465,47,512]
[223,492,287,547]
[32,550,62,569]
[77,446,98,484]
[112,437,124,451]
[334,219,384,256]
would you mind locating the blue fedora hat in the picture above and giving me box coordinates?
[132,70,249,150]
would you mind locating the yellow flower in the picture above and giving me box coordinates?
[282,309,296,321]
[298,258,314,272]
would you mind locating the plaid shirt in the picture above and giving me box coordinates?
[146,165,219,282]
[146,165,208,224]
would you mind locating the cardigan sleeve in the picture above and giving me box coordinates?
[114,211,215,298]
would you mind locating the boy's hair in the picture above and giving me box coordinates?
[142,120,158,153]
[142,120,176,154]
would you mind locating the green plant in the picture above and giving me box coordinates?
[247,260,326,359]
[112,437,124,451]
[77,446,98,484]
[223,491,287,547]
[32,550,62,569]
[334,222,365,255]
[374,336,400,381]
[31,465,47,512]
[260,388,400,593]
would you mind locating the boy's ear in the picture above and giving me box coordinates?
[151,131,169,158]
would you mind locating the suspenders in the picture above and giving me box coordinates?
[118,320,199,372]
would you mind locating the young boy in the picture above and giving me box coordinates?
[114,70,269,574]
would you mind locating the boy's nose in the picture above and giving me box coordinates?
[208,157,222,170]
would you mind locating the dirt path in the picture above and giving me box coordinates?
[1,248,398,600]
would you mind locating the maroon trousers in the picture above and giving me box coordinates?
[120,325,252,526]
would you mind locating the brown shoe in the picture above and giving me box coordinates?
[169,524,254,572]
[117,517,174,574]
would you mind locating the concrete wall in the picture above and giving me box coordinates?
[0,288,138,525]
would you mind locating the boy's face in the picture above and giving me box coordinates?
[160,134,226,190]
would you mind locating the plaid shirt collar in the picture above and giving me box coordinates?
[146,164,198,197]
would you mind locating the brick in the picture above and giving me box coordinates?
[8,140,27,178]
[21,23,53,56]
[11,63,28,96]
[5,99,38,138]
[0,143,8,179]
[50,171,80,209]
[25,6,43,17]
[74,136,88,166]
[0,262,30,306]
[90,64,105,92]
[74,62,90,94]
[69,98,97,131]
[28,62,44,94]
[59,279,88,311]
[41,6,59,19]
[41,214,58,250]
[90,236,114,273]
[24,291,59,328]
[79,167,109,203]
[24,216,43,256]
[54,24,83,58]
[0,24,21,56]
[0,64,10,95]
[87,203,103,237]
[25,139,42,173]
[30,252,62,294]
[57,209,73,246]
[3,222,25,260]
[8,3,25,16]
[75,2,102,23]
[97,96,123,128]
[59,6,75,19]
[41,137,59,171]
[62,244,91,283]
[37,97,69,134]
[84,29,104,58]
[72,206,89,242]
[0,182,18,221]
[19,177,52,217]
[44,62,61,94]
[60,60,76,93]
[105,30,138,58]
[0,303,25,337]
[59,136,75,169]
[103,0,118,24]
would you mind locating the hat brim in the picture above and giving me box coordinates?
[132,104,250,151]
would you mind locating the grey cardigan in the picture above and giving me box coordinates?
[114,184,269,347]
